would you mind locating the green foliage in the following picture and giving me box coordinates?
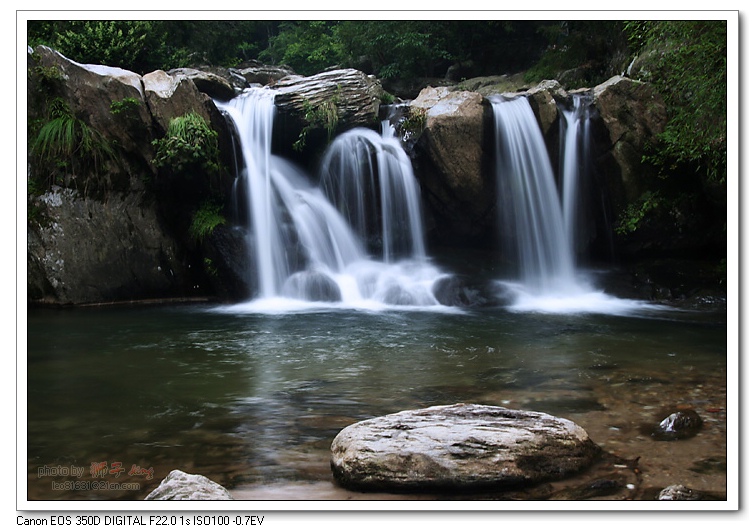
[624,20,727,184]
[523,21,626,87]
[203,257,219,277]
[379,91,396,105]
[615,191,662,235]
[260,21,344,76]
[337,21,450,80]
[293,97,340,152]
[31,97,114,187]
[397,107,427,143]
[32,63,65,93]
[109,97,141,117]
[189,201,226,241]
[152,112,220,175]
[55,21,151,72]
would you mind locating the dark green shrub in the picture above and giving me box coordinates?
[30,97,114,188]
[189,201,226,241]
[152,112,220,175]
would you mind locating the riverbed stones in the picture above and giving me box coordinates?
[330,403,601,492]
[145,470,234,501]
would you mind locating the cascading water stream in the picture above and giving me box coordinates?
[319,121,427,262]
[217,88,447,311]
[559,94,593,260]
[492,96,579,295]
[491,95,662,315]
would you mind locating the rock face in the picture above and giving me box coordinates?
[410,87,495,245]
[330,403,601,492]
[406,76,668,255]
[167,67,237,102]
[27,43,676,305]
[592,75,667,207]
[271,69,384,161]
[27,187,191,303]
[236,61,295,86]
[145,470,233,500]
[526,79,570,139]
[27,46,232,304]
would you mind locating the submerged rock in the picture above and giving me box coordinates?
[330,403,601,492]
[431,275,488,307]
[145,470,233,500]
[282,270,342,302]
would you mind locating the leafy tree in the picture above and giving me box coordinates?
[523,21,627,87]
[337,21,450,80]
[259,21,344,75]
[625,20,726,184]
[614,20,726,250]
[54,21,154,72]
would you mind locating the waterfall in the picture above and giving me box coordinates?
[217,88,446,311]
[559,94,593,261]
[319,122,427,262]
[491,94,662,314]
[492,96,579,295]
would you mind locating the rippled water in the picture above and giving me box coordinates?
[25,299,728,501]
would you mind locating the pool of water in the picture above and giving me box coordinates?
[25,299,729,501]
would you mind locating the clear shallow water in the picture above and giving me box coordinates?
[26,300,728,501]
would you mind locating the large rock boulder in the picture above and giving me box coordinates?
[592,75,667,207]
[526,79,570,140]
[27,187,194,304]
[27,46,234,305]
[29,46,155,192]
[410,87,496,246]
[145,470,234,500]
[270,68,383,161]
[142,69,224,135]
[167,67,237,102]
[330,403,601,492]
[236,61,295,86]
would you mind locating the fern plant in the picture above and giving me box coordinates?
[189,201,226,241]
[293,95,340,152]
[31,97,114,188]
[152,112,220,174]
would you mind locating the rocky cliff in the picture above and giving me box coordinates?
[26,45,677,305]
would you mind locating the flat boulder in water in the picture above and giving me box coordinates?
[330,403,601,492]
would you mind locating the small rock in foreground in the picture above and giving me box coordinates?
[651,409,703,440]
[145,470,233,500]
[330,403,601,492]
[658,484,703,501]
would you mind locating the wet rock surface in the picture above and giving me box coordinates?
[649,410,704,441]
[145,469,234,500]
[330,403,601,492]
